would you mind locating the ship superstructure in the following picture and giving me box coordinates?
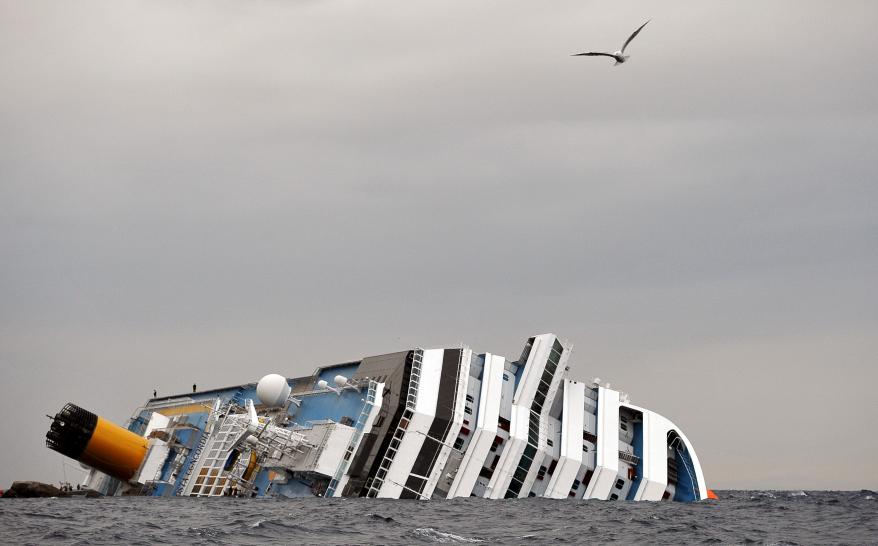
[46,333,711,501]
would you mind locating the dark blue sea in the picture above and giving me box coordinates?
[1,490,875,545]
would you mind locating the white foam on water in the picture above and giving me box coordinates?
[750,491,778,499]
[412,527,484,543]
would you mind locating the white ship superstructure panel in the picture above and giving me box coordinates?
[545,380,585,498]
[584,386,620,500]
[485,334,568,499]
[630,410,663,501]
[519,345,568,499]
[484,336,547,498]
[447,353,504,498]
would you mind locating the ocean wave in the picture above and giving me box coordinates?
[410,527,484,543]
[2,492,876,545]
[367,512,397,522]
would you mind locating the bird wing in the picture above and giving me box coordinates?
[620,20,650,54]
[571,52,617,58]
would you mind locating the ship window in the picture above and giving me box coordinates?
[466,394,474,403]
[503,374,509,381]
[464,406,473,415]
[615,478,624,489]
[620,423,628,432]
[453,437,465,450]
[547,439,554,447]
[582,445,589,452]
[572,480,581,490]
[610,493,619,500]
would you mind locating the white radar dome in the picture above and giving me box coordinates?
[334,375,349,388]
[256,374,291,407]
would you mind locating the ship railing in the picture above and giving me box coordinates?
[160,446,191,488]
[175,425,210,496]
[674,444,700,499]
[325,379,379,497]
[292,418,337,432]
[141,397,196,410]
[366,348,423,497]
[262,430,307,454]
[382,476,431,501]
[618,450,640,466]
[221,451,259,498]
[174,400,244,496]
[404,348,423,411]
[124,397,201,432]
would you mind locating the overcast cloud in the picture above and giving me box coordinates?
[1,0,876,490]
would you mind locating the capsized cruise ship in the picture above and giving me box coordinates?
[46,334,714,501]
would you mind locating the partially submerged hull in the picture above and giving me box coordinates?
[46,333,710,501]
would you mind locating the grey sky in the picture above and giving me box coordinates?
[1,0,876,490]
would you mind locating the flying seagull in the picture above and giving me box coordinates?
[572,20,650,65]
